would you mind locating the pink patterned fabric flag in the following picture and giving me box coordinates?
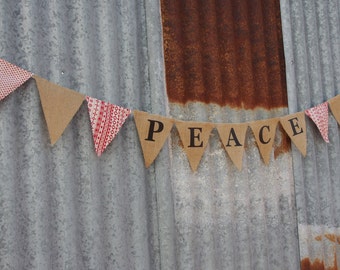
[86,96,131,156]
[305,101,329,143]
[0,58,33,100]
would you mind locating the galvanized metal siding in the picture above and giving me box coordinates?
[281,0,340,268]
[0,0,338,270]
[0,1,170,269]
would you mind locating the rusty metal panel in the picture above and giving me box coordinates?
[160,0,300,269]
[281,0,340,269]
[161,0,288,110]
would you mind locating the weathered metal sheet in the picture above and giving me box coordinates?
[0,1,170,269]
[0,0,338,269]
[160,0,300,269]
[161,0,288,110]
[280,0,340,268]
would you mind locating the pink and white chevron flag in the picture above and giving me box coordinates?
[86,96,131,156]
[0,58,33,100]
[305,101,329,143]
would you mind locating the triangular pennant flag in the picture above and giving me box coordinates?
[250,118,279,165]
[280,112,307,156]
[216,123,248,170]
[34,75,85,145]
[86,96,131,156]
[305,102,329,143]
[175,120,213,172]
[134,110,174,167]
[0,58,33,100]
[328,95,340,125]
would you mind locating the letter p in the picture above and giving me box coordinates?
[145,120,164,141]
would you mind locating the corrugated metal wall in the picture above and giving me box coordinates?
[160,0,300,269]
[0,0,339,269]
[281,0,340,269]
[0,1,169,269]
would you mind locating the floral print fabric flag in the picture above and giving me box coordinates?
[86,96,131,156]
[0,58,33,100]
[305,102,329,143]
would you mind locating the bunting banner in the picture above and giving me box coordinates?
[86,96,131,156]
[328,95,340,126]
[134,110,174,168]
[280,112,307,156]
[0,58,33,100]
[305,102,329,143]
[2,58,340,171]
[175,120,214,171]
[34,75,86,145]
[250,118,279,165]
[216,123,248,171]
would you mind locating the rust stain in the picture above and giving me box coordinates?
[325,234,340,245]
[160,0,288,110]
[301,254,338,270]
[303,234,340,270]
[315,235,323,241]
[315,234,340,245]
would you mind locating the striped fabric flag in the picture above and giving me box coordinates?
[86,96,131,156]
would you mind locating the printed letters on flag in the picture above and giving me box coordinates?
[134,110,174,167]
[216,123,248,170]
[280,112,307,156]
[250,118,279,165]
[175,120,213,172]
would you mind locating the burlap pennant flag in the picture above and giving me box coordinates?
[280,112,307,156]
[134,110,174,167]
[328,95,340,125]
[86,96,131,156]
[216,123,248,170]
[0,58,33,100]
[305,102,329,143]
[250,118,279,165]
[34,75,85,145]
[175,120,213,171]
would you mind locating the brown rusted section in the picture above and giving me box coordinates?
[325,234,340,245]
[315,235,323,241]
[301,255,338,270]
[160,0,288,110]
[315,234,340,245]
[303,234,340,270]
